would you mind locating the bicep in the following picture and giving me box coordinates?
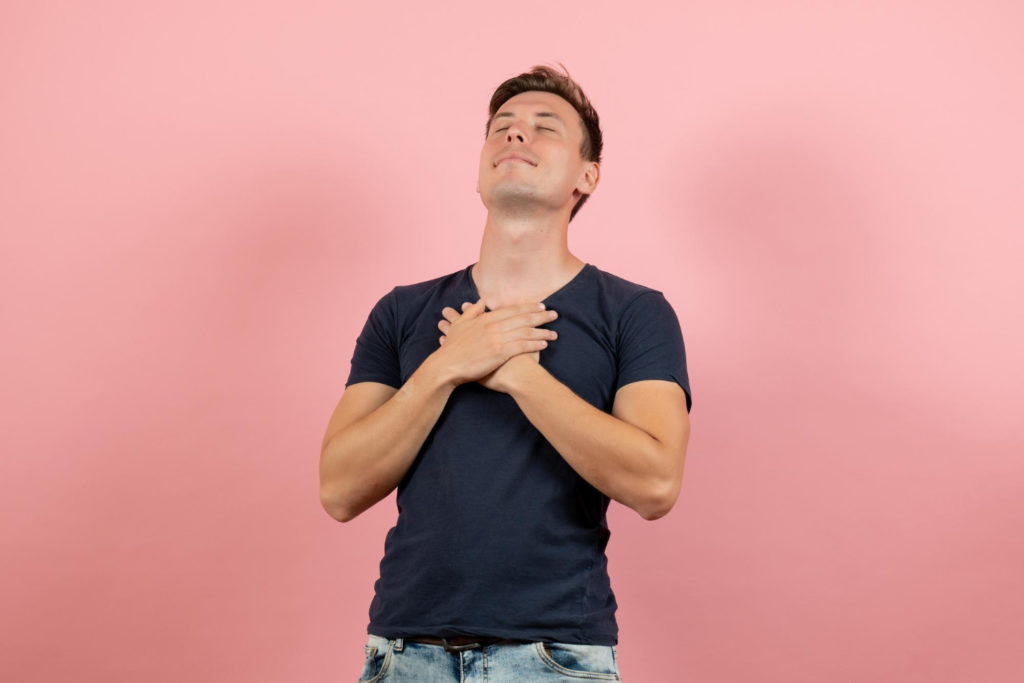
[611,380,690,461]
[321,381,399,452]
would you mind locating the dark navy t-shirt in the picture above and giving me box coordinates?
[345,262,692,645]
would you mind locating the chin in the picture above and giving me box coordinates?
[488,188,548,214]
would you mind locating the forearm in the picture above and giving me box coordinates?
[320,354,455,522]
[506,363,674,520]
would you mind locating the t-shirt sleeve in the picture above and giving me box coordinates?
[344,288,402,389]
[615,291,693,413]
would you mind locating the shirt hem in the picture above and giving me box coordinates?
[368,622,617,646]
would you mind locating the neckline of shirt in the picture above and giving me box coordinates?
[465,262,593,312]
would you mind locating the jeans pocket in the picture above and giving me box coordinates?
[358,634,393,682]
[535,641,620,680]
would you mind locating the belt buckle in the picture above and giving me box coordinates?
[442,637,482,652]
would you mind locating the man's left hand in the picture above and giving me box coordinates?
[438,302,545,394]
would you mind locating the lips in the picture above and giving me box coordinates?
[495,153,536,167]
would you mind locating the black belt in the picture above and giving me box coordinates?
[405,636,528,652]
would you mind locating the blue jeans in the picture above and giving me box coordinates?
[357,634,621,681]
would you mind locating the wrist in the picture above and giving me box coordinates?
[417,352,460,393]
[503,356,546,396]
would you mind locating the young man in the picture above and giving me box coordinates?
[320,65,692,682]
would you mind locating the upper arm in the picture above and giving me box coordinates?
[614,291,692,413]
[320,381,399,453]
[326,288,402,452]
[612,379,691,483]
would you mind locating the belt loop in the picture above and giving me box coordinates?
[393,638,404,652]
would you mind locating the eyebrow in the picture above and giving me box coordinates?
[491,111,566,127]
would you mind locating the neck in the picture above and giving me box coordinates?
[473,209,585,309]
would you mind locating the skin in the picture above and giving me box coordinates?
[471,91,599,312]
[319,89,690,523]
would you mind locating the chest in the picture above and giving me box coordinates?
[398,304,619,411]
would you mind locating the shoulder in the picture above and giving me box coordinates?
[391,266,467,308]
[586,264,671,314]
[585,266,684,350]
[392,267,465,297]
[367,265,470,328]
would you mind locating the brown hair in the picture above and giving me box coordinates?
[485,63,603,221]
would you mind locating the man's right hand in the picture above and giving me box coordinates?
[430,298,559,387]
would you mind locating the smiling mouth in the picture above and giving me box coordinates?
[496,157,535,167]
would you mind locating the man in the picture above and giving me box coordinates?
[320,64,692,682]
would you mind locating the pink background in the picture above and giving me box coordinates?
[2,1,1021,681]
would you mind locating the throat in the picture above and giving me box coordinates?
[471,261,586,309]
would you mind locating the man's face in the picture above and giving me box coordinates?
[476,90,599,216]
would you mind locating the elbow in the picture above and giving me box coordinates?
[638,500,673,521]
[317,497,350,524]
[637,443,686,521]
[320,488,357,523]
[320,447,360,523]
[639,508,667,522]
[637,479,681,522]
[319,455,393,524]
[321,477,380,523]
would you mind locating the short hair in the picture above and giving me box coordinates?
[485,63,603,221]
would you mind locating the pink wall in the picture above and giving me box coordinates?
[2,1,1021,681]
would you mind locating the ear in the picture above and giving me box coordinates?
[575,161,600,196]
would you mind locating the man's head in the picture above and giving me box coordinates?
[477,64,603,221]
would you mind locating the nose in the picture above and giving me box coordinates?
[505,124,526,143]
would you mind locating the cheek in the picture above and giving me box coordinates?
[478,147,496,173]
[553,156,582,183]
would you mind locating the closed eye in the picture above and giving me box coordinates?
[493,126,556,134]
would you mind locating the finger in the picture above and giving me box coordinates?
[438,335,445,345]
[484,301,548,322]
[497,326,558,345]
[437,320,451,333]
[492,308,558,332]
[510,339,548,354]
[459,298,487,320]
[530,326,557,339]
[461,301,473,311]
[441,307,461,323]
